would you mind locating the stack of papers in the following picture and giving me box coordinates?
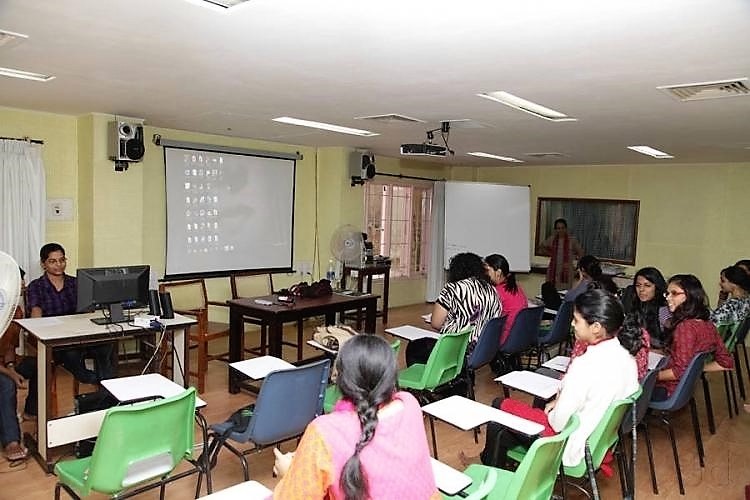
[541,355,570,372]
[385,325,440,341]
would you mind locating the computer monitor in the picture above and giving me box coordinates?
[77,265,150,325]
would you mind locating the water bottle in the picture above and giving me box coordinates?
[326,259,335,283]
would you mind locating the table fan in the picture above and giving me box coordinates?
[0,251,21,340]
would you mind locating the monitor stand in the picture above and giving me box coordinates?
[91,303,127,325]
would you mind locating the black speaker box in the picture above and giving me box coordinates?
[159,291,174,319]
[148,289,161,316]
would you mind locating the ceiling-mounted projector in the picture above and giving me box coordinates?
[400,143,448,156]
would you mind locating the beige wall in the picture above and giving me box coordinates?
[470,163,750,302]
[5,104,747,310]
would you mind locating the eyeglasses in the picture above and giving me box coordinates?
[663,291,685,298]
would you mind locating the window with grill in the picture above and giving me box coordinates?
[364,181,432,279]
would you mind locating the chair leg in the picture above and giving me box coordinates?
[616,440,629,498]
[742,344,750,389]
[689,398,705,467]
[197,340,208,393]
[260,324,267,356]
[729,371,739,415]
[661,414,685,495]
[734,349,746,400]
[584,443,600,500]
[54,483,62,500]
[642,422,659,494]
[296,320,304,361]
[701,373,716,434]
[159,482,166,500]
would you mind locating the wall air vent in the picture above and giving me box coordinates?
[657,78,749,101]
[354,114,425,123]
[526,152,568,159]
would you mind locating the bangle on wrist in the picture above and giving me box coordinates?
[5,362,15,368]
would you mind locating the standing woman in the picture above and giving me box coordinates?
[273,335,440,499]
[539,218,584,290]
[623,267,669,348]
[484,254,527,345]
[655,274,733,400]
[406,252,500,365]
[710,265,750,327]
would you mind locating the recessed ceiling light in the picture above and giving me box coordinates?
[477,91,577,122]
[0,66,55,82]
[272,117,379,137]
[467,152,524,163]
[627,145,674,159]
[183,0,251,12]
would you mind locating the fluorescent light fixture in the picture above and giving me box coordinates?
[477,91,577,122]
[272,117,379,137]
[0,29,28,48]
[183,0,251,12]
[467,152,524,163]
[627,145,674,159]
[0,66,55,82]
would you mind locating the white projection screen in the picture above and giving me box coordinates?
[163,143,296,279]
[444,181,531,272]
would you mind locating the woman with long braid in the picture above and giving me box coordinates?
[273,335,439,499]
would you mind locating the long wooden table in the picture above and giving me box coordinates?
[14,312,195,472]
[227,293,378,393]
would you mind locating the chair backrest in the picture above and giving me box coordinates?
[467,317,506,371]
[419,327,472,389]
[159,279,208,311]
[502,415,580,500]
[84,388,197,495]
[717,321,741,352]
[565,388,641,477]
[464,467,499,500]
[650,351,711,412]
[538,300,574,346]
[242,359,330,446]
[734,315,750,346]
[499,306,544,354]
[231,272,273,299]
[620,367,659,433]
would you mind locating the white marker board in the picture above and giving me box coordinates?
[444,182,530,271]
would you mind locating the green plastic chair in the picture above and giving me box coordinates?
[323,339,401,413]
[54,387,199,500]
[443,415,580,500]
[507,388,640,499]
[398,327,472,397]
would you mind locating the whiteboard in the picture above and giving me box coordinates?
[444,182,531,272]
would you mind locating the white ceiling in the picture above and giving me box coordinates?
[1,0,749,166]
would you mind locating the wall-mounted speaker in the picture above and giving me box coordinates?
[350,152,376,186]
[108,121,145,162]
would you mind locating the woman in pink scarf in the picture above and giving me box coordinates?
[540,218,584,290]
[273,335,440,499]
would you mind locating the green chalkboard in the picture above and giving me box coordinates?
[535,197,640,265]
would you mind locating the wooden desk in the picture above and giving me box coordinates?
[341,263,391,326]
[14,312,195,472]
[227,294,378,393]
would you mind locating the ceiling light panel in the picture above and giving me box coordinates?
[183,0,251,12]
[0,66,55,82]
[627,145,674,159]
[467,152,524,163]
[272,117,379,137]
[0,29,28,48]
[477,91,577,122]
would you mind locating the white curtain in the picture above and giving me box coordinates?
[425,181,445,302]
[0,140,46,281]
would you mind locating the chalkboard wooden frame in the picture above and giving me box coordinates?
[534,197,640,265]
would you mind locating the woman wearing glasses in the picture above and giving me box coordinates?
[622,267,670,348]
[654,274,733,400]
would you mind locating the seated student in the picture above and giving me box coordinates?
[484,254,527,345]
[26,243,113,384]
[0,274,36,462]
[406,252,500,365]
[717,259,750,306]
[480,289,640,468]
[655,274,734,400]
[623,266,670,348]
[273,335,440,499]
[710,265,750,328]
[563,255,617,303]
